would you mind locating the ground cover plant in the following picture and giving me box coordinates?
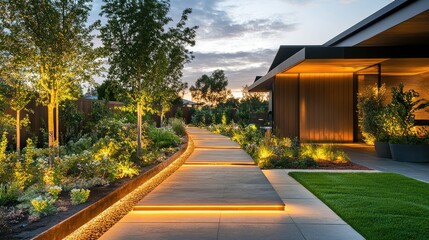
[206,123,355,169]
[289,172,429,240]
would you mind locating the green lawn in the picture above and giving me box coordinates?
[288,172,429,240]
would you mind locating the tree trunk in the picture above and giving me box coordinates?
[16,110,21,158]
[160,111,164,127]
[55,102,60,157]
[48,103,55,166]
[55,102,59,144]
[137,102,142,158]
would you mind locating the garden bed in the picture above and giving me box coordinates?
[205,124,371,170]
[306,160,370,170]
[1,139,188,240]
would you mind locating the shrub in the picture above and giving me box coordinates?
[140,149,167,166]
[61,177,108,192]
[300,144,350,163]
[383,83,429,144]
[191,107,213,126]
[14,161,32,191]
[63,136,94,155]
[357,84,387,144]
[295,156,317,168]
[0,182,20,206]
[231,124,262,148]
[30,196,56,216]
[70,189,90,205]
[115,161,139,179]
[169,118,186,136]
[148,127,180,149]
[47,185,62,200]
[0,132,11,183]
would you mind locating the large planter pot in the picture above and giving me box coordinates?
[374,141,392,158]
[389,143,429,163]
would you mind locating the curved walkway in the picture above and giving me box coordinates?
[100,128,364,240]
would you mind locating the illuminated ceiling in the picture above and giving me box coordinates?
[249,46,429,92]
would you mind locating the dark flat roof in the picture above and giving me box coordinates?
[249,46,429,92]
[268,46,315,71]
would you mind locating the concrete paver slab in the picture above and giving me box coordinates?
[340,144,429,183]
[190,134,230,140]
[135,165,284,210]
[283,198,346,224]
[263,169,301,185]
[220,211,293,223]
[218,223,305,240]
[186,148,254,165]
[297,224,365,240]
[119,211,221,223]
[186,127,212,135]
[100,222,219,240]
[272,184,317,199]
[193,139,241,149]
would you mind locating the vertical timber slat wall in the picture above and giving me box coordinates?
[299,73,354,142]
[273,74,299,138]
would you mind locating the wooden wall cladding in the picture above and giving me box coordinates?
[299,73,354,142]
[273,74,300,138]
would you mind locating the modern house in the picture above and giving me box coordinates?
[249,0,429,142]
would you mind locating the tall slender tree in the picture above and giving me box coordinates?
[2,0,101,164]
[100,0,196,157]
[0,1,34,157]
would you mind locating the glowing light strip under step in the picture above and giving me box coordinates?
[184,161,255,165]
[134,204,285,211]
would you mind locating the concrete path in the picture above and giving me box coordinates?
[100,128,364,240]
[340,144,429,183]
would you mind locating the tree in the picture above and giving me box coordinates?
[2,0,101,164]
[236,85,268,125]
[97,79,125,101]
[0,82,14,135]
[190,69,232,106]
[100,0,196,157]
[0,2,34,157]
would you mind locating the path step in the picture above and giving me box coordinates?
[185,148,255,165]
[192,139,241,149]
[134,165,284,211]
[190,134,230,140]
[185,127,212,135]
[134,127,285,212]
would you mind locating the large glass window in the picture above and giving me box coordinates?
[357,60,429,120]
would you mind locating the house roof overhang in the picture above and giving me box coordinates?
[324,1,429,47]
[249,46,429,92]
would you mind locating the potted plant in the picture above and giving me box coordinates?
[357,84,391,158]
[383,83,429,162]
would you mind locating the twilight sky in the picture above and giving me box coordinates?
[89,0,392,99]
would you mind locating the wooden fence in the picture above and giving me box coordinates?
[4,98,193,148]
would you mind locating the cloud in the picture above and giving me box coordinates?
[338,0,356,3]
[182,49,277,91]
[170,0,297,41]
[91,0,290,96]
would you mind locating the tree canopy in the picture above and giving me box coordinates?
[1,0,101,162]
[100,0,197,157]
[190,69,232,106]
